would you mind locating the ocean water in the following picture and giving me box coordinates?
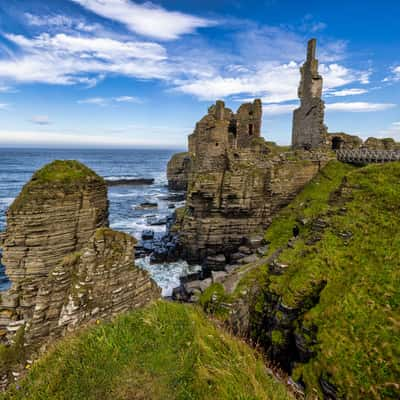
[0,148,199,296]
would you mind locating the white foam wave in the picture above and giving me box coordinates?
[136,257,202,297]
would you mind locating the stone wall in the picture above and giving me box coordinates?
[292,39,328,150]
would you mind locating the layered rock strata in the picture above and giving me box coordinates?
[0,160,160,353]
[167,152,192,191]
[175,144,330,264]
[26,228,160,346]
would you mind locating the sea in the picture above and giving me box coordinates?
[0,148,201,296]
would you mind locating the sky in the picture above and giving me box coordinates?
[0,0,399,148]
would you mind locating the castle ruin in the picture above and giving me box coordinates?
[292,38,328,149]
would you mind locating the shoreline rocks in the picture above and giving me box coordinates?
[106,178,155,186]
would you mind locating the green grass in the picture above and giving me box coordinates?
[9,160,104,212]
[264,160,356,255]
[2,301,293,400]
[234,161,400,398]
[31,160,100,184]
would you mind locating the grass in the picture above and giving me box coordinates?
[9,160,104,212]
[2,301,293,400]
[232,160,400,398]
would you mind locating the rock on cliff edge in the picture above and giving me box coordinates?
[0,160,160,384]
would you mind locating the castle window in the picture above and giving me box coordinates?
[215,142,219,147]
[248,124,254,136]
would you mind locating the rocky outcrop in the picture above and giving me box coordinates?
[172,137,331,265]
[0,161,109,336]
[0,160,160,375]
[292,39,328,150]
[26,228,160,347]
[167,152,192,191]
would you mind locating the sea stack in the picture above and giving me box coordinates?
[0,160,160,352]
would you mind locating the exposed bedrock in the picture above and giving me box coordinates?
[0,160,160,354]
[167,152,193,191]
[170,138,332,266]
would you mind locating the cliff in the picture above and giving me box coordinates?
[2,301,293,400]
[167,99,333,266]
[166,152,192,191]
[178,144,331,265]
[0,160,160,387]
[200,161,400,399]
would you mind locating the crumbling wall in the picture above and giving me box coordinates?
[292,39,327,150]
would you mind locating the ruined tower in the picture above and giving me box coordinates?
[235,99,263,147]
[292,39,327,149]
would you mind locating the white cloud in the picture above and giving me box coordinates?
[30,115,51,125]
[0,85,16,93]
[326,88,368,97]
[70,0,216,40]
[25,13,99,33]
[383,65,400,82]
[78,95,142,106]
[78,97,108,106]
[114,96,141,103]
[175,61,369,102]
[263,103,297,115]
[326,102,396,112]
[0,103,9,110]
[0,33,169,85]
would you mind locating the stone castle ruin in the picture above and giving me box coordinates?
[166,38,400,267]
[292,38,327,150]
[188,99,262,171]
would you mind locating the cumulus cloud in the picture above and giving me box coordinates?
[326,102,396,112]
[175,61,370,102]
[70,0,216,40]
[30,115,51,125]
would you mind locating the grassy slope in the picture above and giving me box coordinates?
[233,161,400,398]
[2,301,292,400]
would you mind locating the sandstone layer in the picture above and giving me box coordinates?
[0,160,160,356]
[167,152,192,191]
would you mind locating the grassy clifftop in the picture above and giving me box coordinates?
[232,161,400,398]
[9,160,105,212]
[2,301,292,400]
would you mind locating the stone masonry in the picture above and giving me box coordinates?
[292,39,328,150]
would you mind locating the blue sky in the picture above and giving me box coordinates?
[0,0,399,148]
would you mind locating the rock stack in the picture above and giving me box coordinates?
[0,160,160,354]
